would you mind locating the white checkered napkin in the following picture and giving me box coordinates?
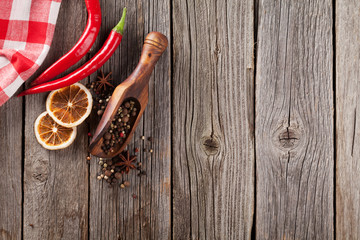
[0,0,62,106]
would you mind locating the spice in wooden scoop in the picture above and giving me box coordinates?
[101,99,140,155]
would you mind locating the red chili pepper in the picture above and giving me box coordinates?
[30,0,101,87]
[18,8,127,97]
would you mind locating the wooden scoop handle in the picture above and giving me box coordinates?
[124,32,168,87]
[143,32,168,59]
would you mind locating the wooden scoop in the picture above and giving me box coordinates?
[89,32,168,158]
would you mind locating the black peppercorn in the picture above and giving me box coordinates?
[124,181,130,187]
[104,133,111,140]
[115,172,122,179]
[122,116,129,123]
[105,170,112,177]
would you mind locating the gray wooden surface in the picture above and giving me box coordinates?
[0,0,358,239]
[172,0,254,239]
[0,96,22,240]
[336,0,360,239]
[255,0,334,239]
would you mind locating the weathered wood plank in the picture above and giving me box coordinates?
[140,0,171,238]
[0,98,22,240]
[336,1,360,239]
[89,1,171,239]
[172,0,255,239]
[255,1,334,239]
[23,1,89,239]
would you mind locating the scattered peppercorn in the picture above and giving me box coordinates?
[115,172,122,179]
[90,71,153,188]
[124,181,130,187]
[105,170,112,177]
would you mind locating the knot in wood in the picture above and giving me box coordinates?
[277,127,301,150]
[33,172,48,182]
[32,159,49,182]
[201,136,220,155]
[214,45,221,55]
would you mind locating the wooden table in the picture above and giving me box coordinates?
[1,0,358,239]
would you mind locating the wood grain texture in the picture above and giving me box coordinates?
[0,98,22,240]
[255,0,334,239]
[172,0,255,239]
[23,1,89,239]
[89,0,171,239]
[0,1,348,239]
[336,1,360,239]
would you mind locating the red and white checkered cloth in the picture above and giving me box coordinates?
[0,0,61,106]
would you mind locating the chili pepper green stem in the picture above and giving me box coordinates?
[113,8,127,34]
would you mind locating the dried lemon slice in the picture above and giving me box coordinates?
[46,83,93,127]
[34,112,77,150]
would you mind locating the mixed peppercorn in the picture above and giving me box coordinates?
[95,141,150,187]
[87,70,153,187]
[96,150,143,186]
[101,99,139,155]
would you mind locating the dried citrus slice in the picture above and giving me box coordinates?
[46,83,93,127]
[34,112,77,150]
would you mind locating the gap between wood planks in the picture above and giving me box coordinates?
[332,0,336,238]
[251,0,259,239]
[21,80,25,240]
[170,0,175,238]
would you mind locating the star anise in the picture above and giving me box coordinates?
[96,70,114,92]
[114,151,137,173]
